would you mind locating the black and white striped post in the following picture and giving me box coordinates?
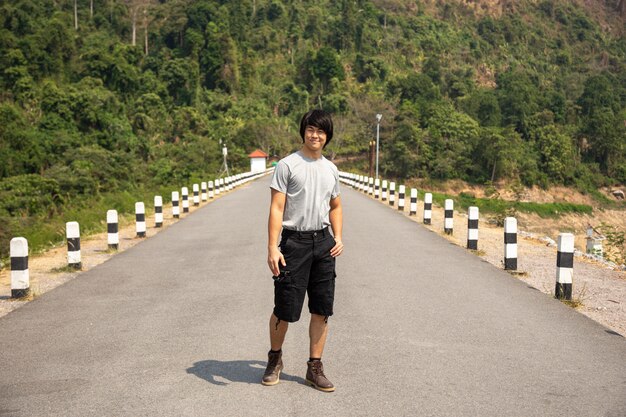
[135,202,146,238]
[504,217,518,270]
[172,191,180,218]
[66,221,81,269]
[409,188,417,216]
[389,182,396,206]
[107,209,119,250]
[555,233,574,300]
[374,179,380,199]
[209,181,215,199]
[201,182,207,202]
[382,180,388,201]
[182,187,189,213]
[219,178,225,193]
[193,184,200,206]
[10,237,29,298]
[467,206,479,250]
[423,193,432,225]
[444,199,454,235]
[154,196,163,228]
[362,176,368,193]
[360,176,365,192]
[225,177,230,191]
[398,185,406,212]
[368,177,374,195]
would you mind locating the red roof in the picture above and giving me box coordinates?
[248,149,269,158]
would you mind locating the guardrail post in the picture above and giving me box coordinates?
[201,182,207,201]
[107,210,119,249]
[398,185,406,211]
[555,233,574,300]
[66,221,81,269]
[382,180,388,201]
[467,206,479,250]
[423,193,432,225]
[10,237,29,298]
[172,191,180,218]
[182,187,189,213]
[135,202,146,238]
[389,182,396,206]
[504,217,517,270]
[193,184,200,206]
[154,196,163,228]
[444,199,454,235]
[409,188,417,216]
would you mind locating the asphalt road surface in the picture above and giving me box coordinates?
[1,175,625,417]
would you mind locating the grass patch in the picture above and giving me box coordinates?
[50,265,82,273]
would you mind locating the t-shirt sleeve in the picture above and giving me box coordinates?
[270,161,289,193]
[331,169,341,199]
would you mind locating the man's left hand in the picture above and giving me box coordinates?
[330,239,344,257]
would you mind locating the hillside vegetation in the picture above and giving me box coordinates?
[0,0,625,258]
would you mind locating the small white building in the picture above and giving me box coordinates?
[248,149,269,173]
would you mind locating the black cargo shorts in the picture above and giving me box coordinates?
[273,227,336,323]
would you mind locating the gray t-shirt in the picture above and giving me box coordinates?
[270,151,340,231]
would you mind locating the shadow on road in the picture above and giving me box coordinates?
[187,359,306,386]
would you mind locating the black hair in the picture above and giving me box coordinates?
[299,109,334,148]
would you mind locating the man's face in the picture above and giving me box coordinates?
[303,125,327,151]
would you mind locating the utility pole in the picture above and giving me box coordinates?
[368,140,375,178]
[375,114,382,179]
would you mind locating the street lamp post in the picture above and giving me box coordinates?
[375,113,382,179]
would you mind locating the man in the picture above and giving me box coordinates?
[263,109,344,392]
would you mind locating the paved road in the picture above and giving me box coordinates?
[1,175,625,416]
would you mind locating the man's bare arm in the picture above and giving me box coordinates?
[268,189,287,275]
[329,196,344,257]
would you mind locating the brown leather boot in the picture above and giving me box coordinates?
[261,350,283,386]
[305,360,335,392]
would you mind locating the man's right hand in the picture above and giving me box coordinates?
[268,246,286,276]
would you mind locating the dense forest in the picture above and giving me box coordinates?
[0,0,625,257]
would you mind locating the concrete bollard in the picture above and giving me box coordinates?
[375,179,380,199]
[182,187,189,213]
[360,176,365,192]
[66,221,81,269]
[555,233,574,300]
[398,185,406,211]
[219,178,225,193]
[467,206,479,250]
[504,217,518,270]
[209,181,215,199]
[368,177,374,195]
[362,176,368,193]
[135,202,146,238]
[172,191,180,218]
[107,210,119,250]
[382,180,388,201]
[389,182,396,206]
[201,182,207,201]
[423,193,432,225]
[10,237,29,298]
[444,199,454,235]
[214,179,220,195]
[193,184,200,206]
[154,196,163,228]
[409,188,417,216]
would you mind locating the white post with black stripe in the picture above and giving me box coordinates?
[467,206,479,250]
[107,209,119,250]
[374,179,380,199]
[10,237,29,298]
[182,187,189,213]
[368,177,374,195]
[219,178,225,193]
[201,182,207,202]
[66,221,81,269]
[504,217,518,270]
[360,176,365,192]
[362,176,367,193]
[382,180,388,201]
[208,181,215,199]
[423,193,433,225]
[444,199,454,235]
[398,185,406,211]
[172,191,180,218]
[135,202,146,238]
[193,184,200,206]
[409,188,417,216]
[389,182,396,206]
[555,233,574,300]
[214,179,221,195]
[154,196,163,228]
